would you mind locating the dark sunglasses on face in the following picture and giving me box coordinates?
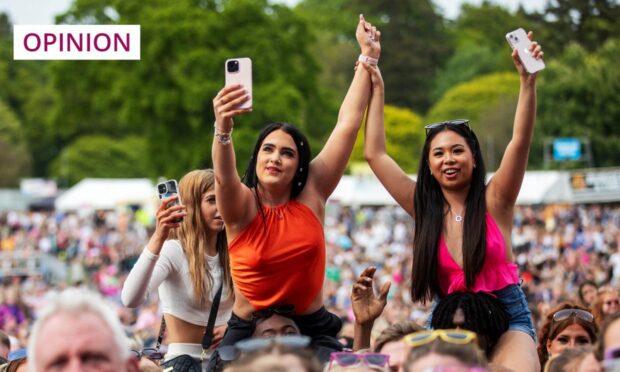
[552,309,594,323]
[424,119,471,136]
[605,299,620,307]
[251,304,295,320]
[218,335,311,362]
[605,346,620,360]
[130,348,165,361]
[329,352,390,368]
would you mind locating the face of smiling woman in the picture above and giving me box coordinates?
[255,129,300,196]
[427,129,476,192]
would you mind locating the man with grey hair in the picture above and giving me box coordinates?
[27,288,139,372]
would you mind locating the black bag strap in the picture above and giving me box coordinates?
[202,282,223,349]
[155,316,166,352]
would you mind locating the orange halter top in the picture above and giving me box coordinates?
[228,200,325,313]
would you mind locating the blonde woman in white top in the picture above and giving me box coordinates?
[122,169,234,364]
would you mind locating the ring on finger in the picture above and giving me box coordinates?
[221,98,226,104]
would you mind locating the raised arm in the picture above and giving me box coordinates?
[212,85,255,230]
[307,15,379,201]
[122,197,184,307]
[362,64,415,216]
[488,32,543,209]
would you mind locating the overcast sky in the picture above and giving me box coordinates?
[0,0,547,25]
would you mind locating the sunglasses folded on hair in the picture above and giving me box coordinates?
[404,329,478,348]
[218,335,311,362]
[424,119,471,136]
[328,352,390,368]
[251,304,296,320]
[552,308,594,323]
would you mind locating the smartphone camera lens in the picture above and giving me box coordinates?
[227,60,239,73]
[158,184,167,194]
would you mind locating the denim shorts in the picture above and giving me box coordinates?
[493,283,537,342]
[425,284,536,342]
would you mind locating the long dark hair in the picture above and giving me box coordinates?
[411,124,487,303]
[242,122,311,201]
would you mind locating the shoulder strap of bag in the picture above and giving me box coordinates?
[155,316,166,352]
[202,282,223,349]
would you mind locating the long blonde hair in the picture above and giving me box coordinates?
[169,169,232,307]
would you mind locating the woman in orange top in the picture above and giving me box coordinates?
[210,15,379,361]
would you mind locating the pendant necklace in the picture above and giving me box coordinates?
[451,208,464,223]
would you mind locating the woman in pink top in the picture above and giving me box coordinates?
[361,32,544,371]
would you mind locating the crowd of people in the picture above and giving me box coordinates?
[1,202,619,370]
[1,13,619,372]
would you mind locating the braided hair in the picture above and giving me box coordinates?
[431,291,509,357]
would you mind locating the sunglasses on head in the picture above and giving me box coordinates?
[251,304,295,321]
[552,309,594,323]
[130,348,165,361]
[424,119,471,136]
[404,329,478,348]
[329,352,390,368]
[218,335,311,362]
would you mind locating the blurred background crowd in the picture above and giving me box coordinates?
[1,202,618,351]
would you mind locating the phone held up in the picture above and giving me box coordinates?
[505,28,545,74]
[157,179,183,223]
[225,57,253,110]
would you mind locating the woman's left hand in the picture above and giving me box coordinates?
[209,324,227,350]
[512,31,544,84]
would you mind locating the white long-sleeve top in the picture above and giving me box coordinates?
[121,240,233,327]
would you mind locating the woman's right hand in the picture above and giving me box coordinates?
[152,195,186,242]
[213,84,252,133]
[356,14,381,60]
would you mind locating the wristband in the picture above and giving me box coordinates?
[358,54,378,66]
[214,122,233,145]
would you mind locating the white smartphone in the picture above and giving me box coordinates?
[156,179,183,222]
[505,28,545,74]
[225,57,253,109]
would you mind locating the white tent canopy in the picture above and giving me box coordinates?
[329,171,576,207]
[55,178,156,211]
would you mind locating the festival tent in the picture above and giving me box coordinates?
[54,178,156,211]
[330,171,574,206]
[513,171,572,205]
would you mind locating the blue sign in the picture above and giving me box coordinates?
[553,138,581,161]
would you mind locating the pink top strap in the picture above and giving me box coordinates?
[438,212,519,295]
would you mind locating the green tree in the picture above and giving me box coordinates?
[345,0,452,113]
[525,0,620,55]
[534,39,620,168]
[0,14,56,177]
[351,104,424,173]
[49,135,149,186]
[51,0,325,178]
[432,2,531,101]
[0,101,32,186]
